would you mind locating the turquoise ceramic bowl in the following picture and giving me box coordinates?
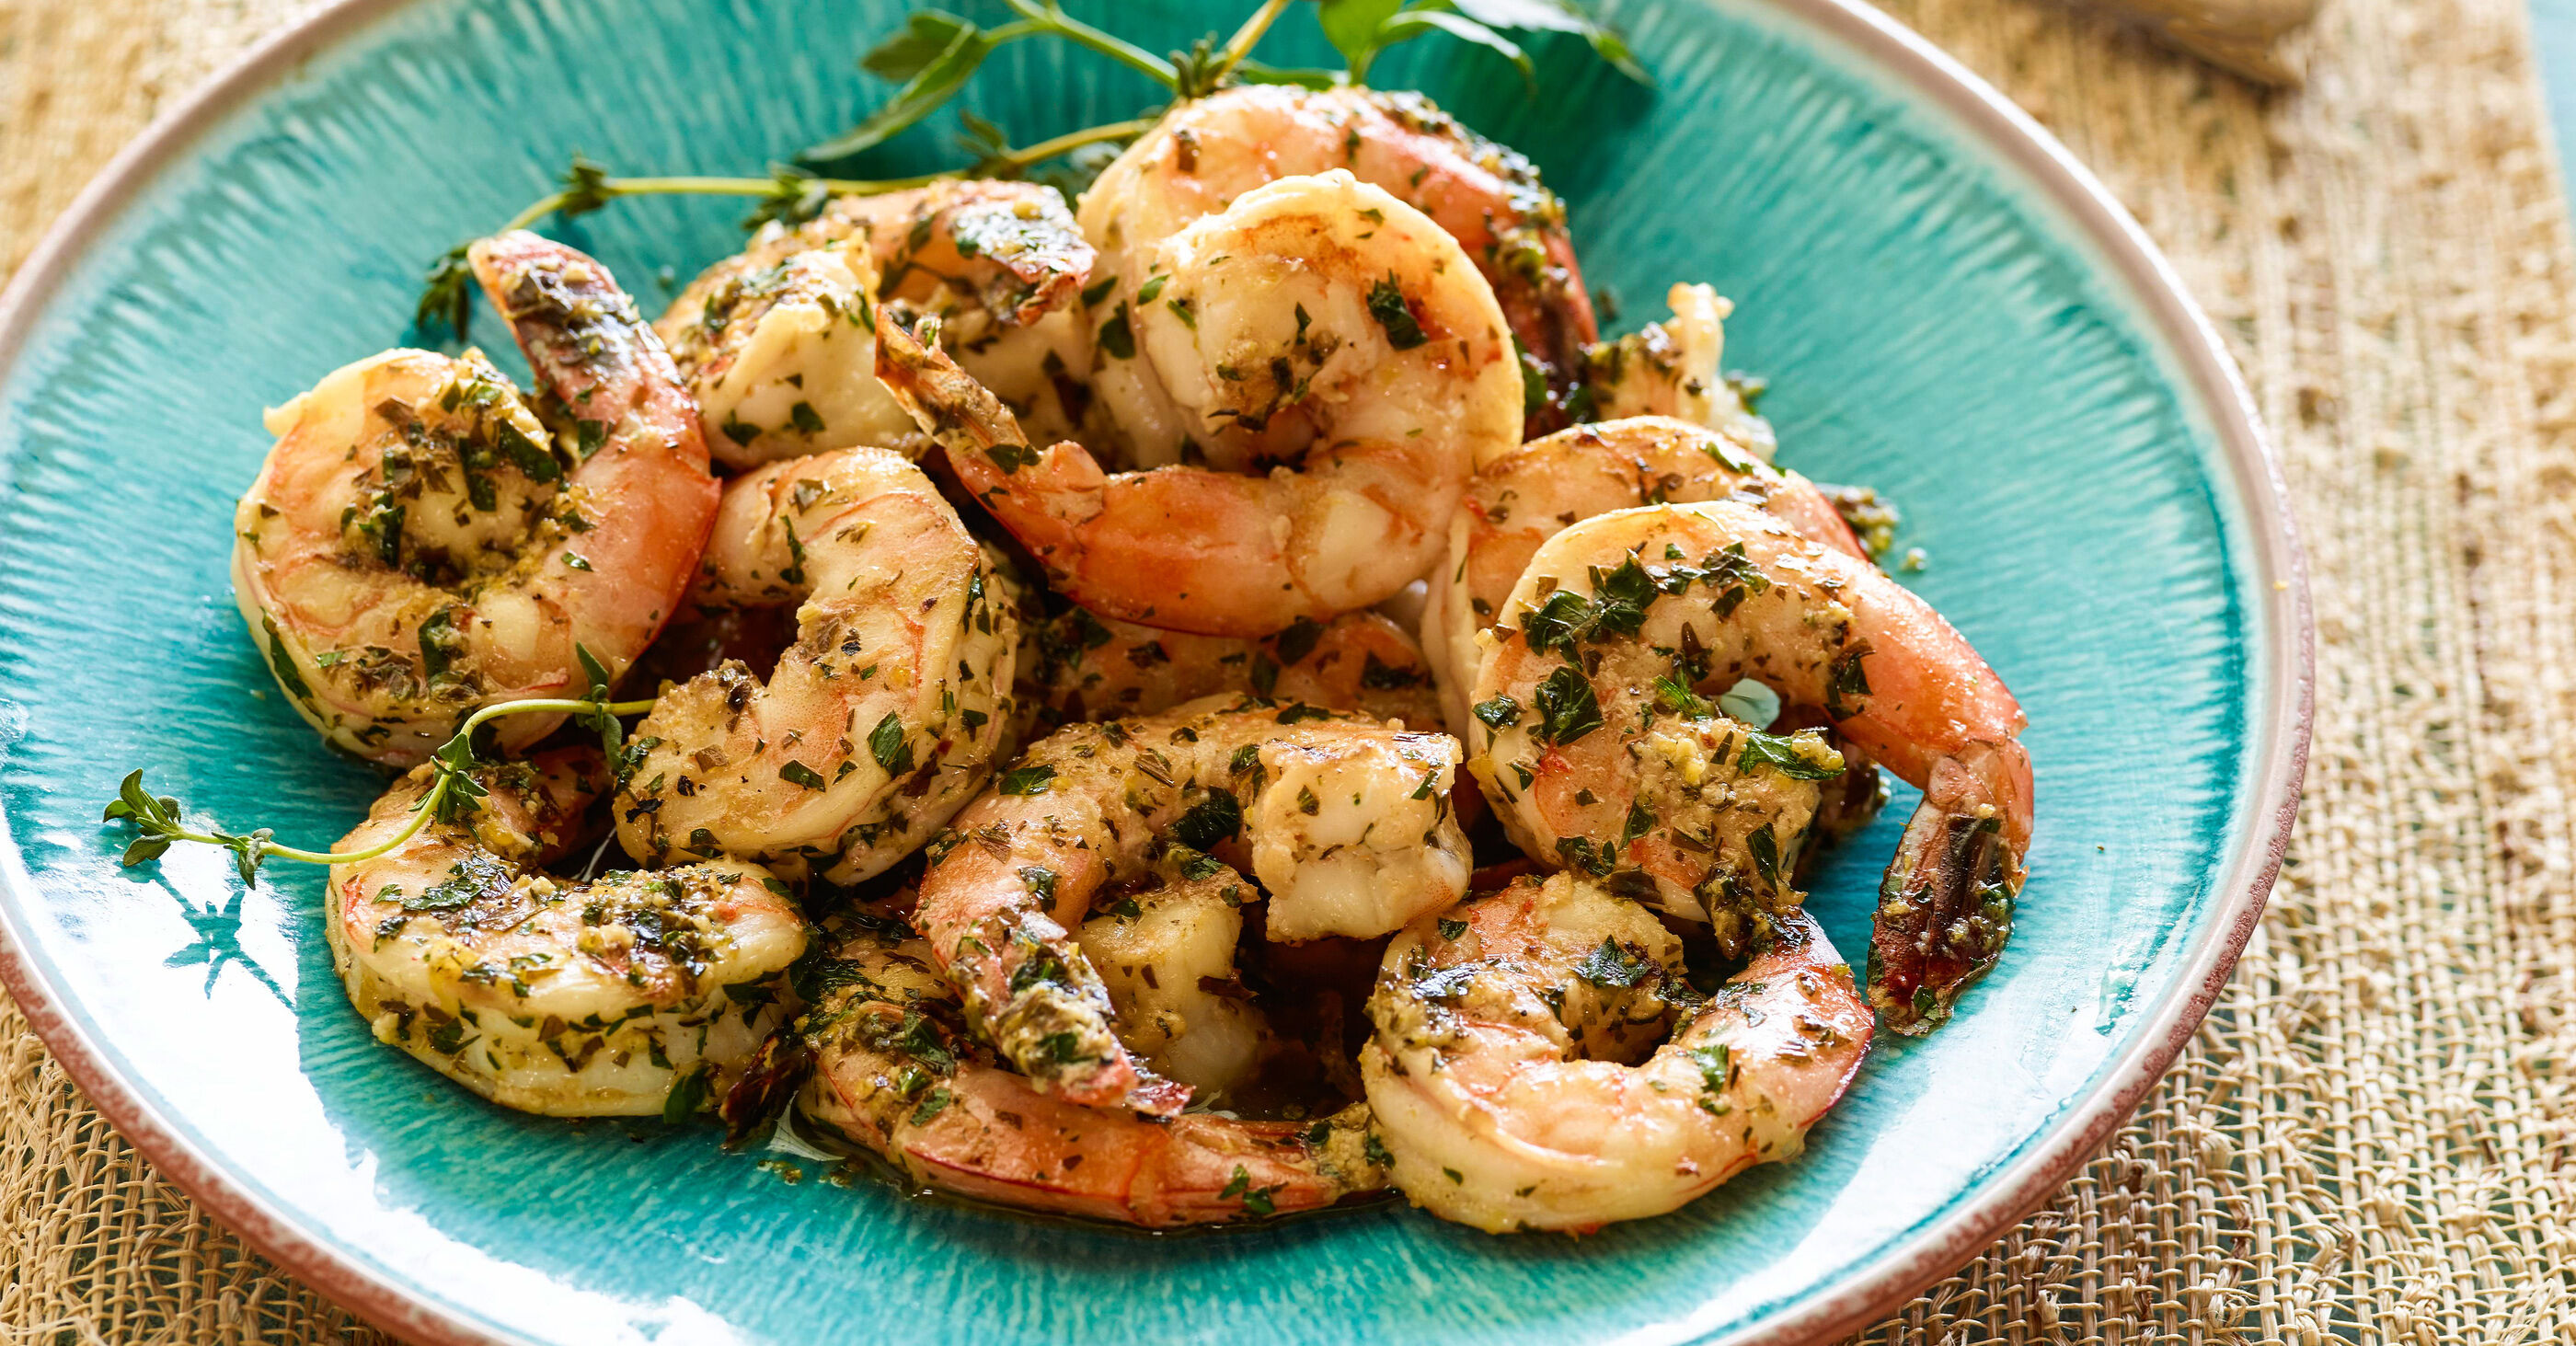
[0,1,2307,1341]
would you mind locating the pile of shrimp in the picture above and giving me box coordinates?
[233,85,2029,1237]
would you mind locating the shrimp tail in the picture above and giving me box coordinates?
[1867,740,2032,1034]
[874,306,1095,531]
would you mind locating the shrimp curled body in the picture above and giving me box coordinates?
[1472,501,2032,1030]
[882,171,1520,637]
[914,695,1471,1112]
[614,446,1018,884]
[327,750,808,1117]
[1426,414,1865,739]
[1362,873,1870,1232]
[792,923,1386,1226]
[235,233,719,765]
[657,181,1097,467]
[1082,85,1595,446]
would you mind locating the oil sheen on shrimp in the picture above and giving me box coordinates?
[788,921,1386,1226]
[913,695,1470,1111]
[657,180,1096,467]
[1081,84,1595,446]
[880,171,1520,637]
[1472,501,2034,1031]
[328,749,807,1117]
[1580,283,1778,459]
[1363,872,1870,1232]
[1032,606,1443,731]
[1423,415,1866,740]
[615,446,1017,884]
[235,233,718,765]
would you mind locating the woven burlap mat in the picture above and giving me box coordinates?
[7,0,2576,1339]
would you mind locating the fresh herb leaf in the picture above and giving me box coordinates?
[1366,272,1429,350]
[1532,666,1603,744]
[1373,10,1534,92]
[998,764,1056,795]
[1271,616,1327,665]
[662,1064,713,1123]
[868,712,914,775]
[1747,822,1782,889]
[862,9,978,81]
[804,18,997,162]
[1736,730,1845,781]
[416,244,476,342]
[1174,788,1243,850]
[1318,0,1406,75]
[1574,937,1651,988]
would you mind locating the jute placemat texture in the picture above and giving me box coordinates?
[5,0,2572,1339]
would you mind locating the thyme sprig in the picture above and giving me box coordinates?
[416,116,1150,341]
[1318,0,1647,87]
[106,648,652,886]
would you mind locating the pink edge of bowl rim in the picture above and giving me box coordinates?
[0,0,2316,1342]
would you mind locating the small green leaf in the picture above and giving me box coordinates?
[121,836,172,867]
[1450,0,1650,83]
[1231,59,1342,89]
[1747,822,1782,889]
[1271,616,1327,666]
[415,244,475,342]
[802,21,996,162]
[1737,730,1846,781]
[1532,666,1603,745]
[1471,696,1523,731]
[908,1086,954,1126]
[554,155,616,218]
[780,761,828,791]
[1374,11,1534,92]
[743,167,834,231]
[662,1064,712,1123]
[861,10,978,81]
[1318,0,1405,75]
[1173,788,1243,851]
[260,616,312,704]
[868,712,914,776]
[1366,272,1428,350]
[1098,301,1136,361]
[1574,937,1651,988]
[997,764,1056,796]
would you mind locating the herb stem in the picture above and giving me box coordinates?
[498,122,1150,236]
[1211,0,1294,86]
[1006,0,1179,87]
[997,118,1157,169]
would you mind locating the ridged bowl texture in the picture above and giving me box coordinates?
[0,1,2294,1342]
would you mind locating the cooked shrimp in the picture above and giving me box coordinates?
[614,447,1017,885]
[914,695,1469,1110]
[235,234,718,765]
[1580,284,1777,460]
[880,172,1519,637]
[1362,873,1870,1232]
[791,922,1386,1226]
[1423,415,1866,739]
[1032,607,1442,731]
[1081,85,1595,447]
[1471,501,2032,1030]
[1077,846,1269,1102]
[658,180,1096,468]
[327,749,807,1117]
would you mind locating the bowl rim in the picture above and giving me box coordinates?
[0,1,2313,1343]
